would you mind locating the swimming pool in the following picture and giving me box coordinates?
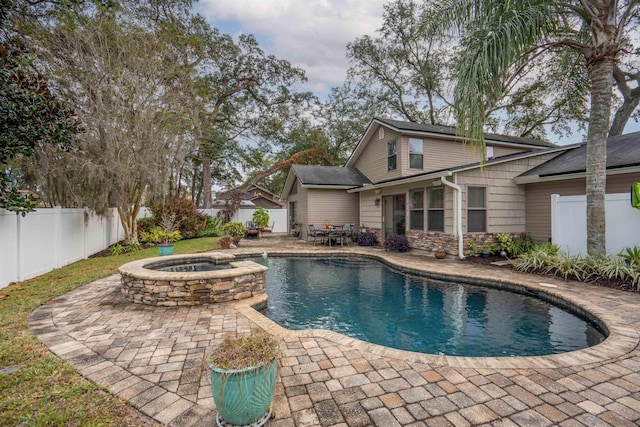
[253,256,605,357]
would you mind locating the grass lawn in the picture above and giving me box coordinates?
[0,237,220,426]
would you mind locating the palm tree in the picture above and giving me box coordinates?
[431,0,639,255]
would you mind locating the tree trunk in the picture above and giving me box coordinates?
[609,95,639,136]
[585,58,613,255]
[201,151,212,208]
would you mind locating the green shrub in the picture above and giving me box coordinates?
[108,242,140,256]
[140,226,182,244]
[510,234,535,256]
[198,215,223,237]
[496,233,514,255]
[620,246,640,265]
[221,222,246,244]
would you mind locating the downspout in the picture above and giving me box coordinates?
[441,176,465,260]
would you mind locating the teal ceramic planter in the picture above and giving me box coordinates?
[209,358,277,426]
[157,244,174,256]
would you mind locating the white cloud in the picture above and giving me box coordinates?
[196,0,387,97]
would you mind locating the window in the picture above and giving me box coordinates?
[409,190,424,230]
[387,140,397,171]
[427,187,444,231]
[467,186,486,232]
[409,138,423,169]
[379,127,385,139]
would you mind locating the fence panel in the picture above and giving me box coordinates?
[199,208,288,233]
[0,214,18,287]
[551,193,640,255]
[18,209,58,281]
[0,205,289,288]
[58,209,86,267]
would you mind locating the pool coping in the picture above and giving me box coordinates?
[231,249,639,370]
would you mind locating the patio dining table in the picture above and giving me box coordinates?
[325,225,347,246]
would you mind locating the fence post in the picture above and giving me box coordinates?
[550,194,559,245]
[15,212,21,282]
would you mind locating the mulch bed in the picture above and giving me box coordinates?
[464,255,636,292]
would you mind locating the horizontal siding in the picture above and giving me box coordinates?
[354,126,402,183]
[360,191,382,229]
[307,189,359,228]
[492,145,529,157]
[525,172,640,243]
[424,138,482,172]
[457,152,561,234]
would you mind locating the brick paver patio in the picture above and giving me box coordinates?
[29,235,640,426]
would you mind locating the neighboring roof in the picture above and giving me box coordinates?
[291,164,372,187]
[245,184,280,200]
[346,117,556,167]
[517,131,640,182]
[374,117,557,149]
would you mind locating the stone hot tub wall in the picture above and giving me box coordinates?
[119,253,267,306]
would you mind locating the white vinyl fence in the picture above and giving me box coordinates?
[551,193,640,256]
[0,207,124,288]
[0,206,287,289]
[200,208,288,233]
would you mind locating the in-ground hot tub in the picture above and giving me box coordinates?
[119,252,267,306]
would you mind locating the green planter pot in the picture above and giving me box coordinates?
[209,358,277,426]
[157,244,174,256]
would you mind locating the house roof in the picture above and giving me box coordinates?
[374,117,557,148]
[517,131,640,181]
[345,117,556,167]
[281,164,372,199]
[291,164,372,187]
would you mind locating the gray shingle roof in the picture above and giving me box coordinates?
[292,164,372,187]
[520,131,640,177]
[375,117,557,148]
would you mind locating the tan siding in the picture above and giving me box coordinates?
[353,126,402,183]
[307,189,359,228]
[360,191,382,229]
[424,138,482,172]
[456,152,561,234]
[525,172,640,243]
[492,146,530,157]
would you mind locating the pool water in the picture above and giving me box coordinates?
[146,258,232,272]
[253,257,605,357]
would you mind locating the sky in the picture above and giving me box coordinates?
[194,0,639,145]
[195,0,387,97]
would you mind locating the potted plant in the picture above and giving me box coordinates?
[208,333,278,426]
[434,247,447,259]
[219,235,233,249]
[324,217,332,229]
[252,207,270,232]
[157,214,182,256]
[221,222,247,246]
[480,242,498,258]
[360,224,367,233]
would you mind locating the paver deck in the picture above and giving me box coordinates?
[29,235,640,426]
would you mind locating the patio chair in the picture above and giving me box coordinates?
[262,221,275,233]
[306,224,326,245]
[245,221,260,239]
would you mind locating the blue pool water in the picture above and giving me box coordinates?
[253,257,605,357]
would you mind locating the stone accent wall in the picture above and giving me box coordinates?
[407,231,500,256]
[121,270,265,306]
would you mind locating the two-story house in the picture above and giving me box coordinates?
[281,117,640,257]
